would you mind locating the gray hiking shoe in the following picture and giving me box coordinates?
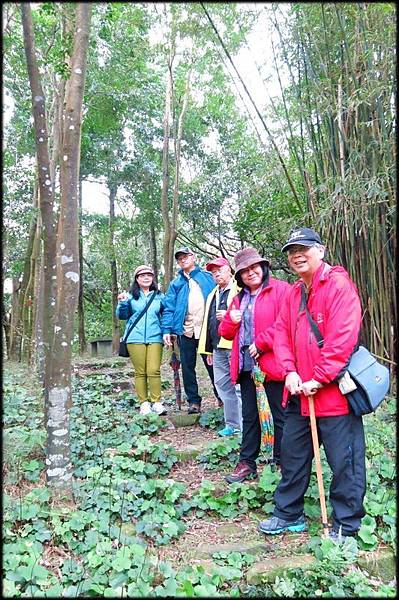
[258,514,307,535]
[329,527,351,543]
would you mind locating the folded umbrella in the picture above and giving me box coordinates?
[252,365,274,454]
[169,342,182,410]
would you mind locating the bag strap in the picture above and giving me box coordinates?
[122,292,157,341]
[300,284,324,348]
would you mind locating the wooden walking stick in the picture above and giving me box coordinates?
[308,394,329,538]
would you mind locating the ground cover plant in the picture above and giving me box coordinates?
[3,361,396,597]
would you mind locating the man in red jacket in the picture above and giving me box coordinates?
[258,227,366,542]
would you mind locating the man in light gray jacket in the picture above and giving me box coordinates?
[198,257,242,435]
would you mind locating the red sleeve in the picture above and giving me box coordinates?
[218,296,240,340]
[313,276,361,382]
[255,282,291,352]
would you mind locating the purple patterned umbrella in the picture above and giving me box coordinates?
[169,343,182,410]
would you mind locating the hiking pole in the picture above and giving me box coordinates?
[308,394,329,538]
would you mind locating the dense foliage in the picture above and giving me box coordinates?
[3,362,396,597]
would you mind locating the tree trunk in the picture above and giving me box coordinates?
[46,3,91,494]
[22,2,92,494]
[21,214,41,364]
[33,251,45,385]
[161,46,174,288]
[3,312,11,361]
[169,69,191,271]
[18,204,37,361]
[149,224,158,283]
[21,2,57,381]
[109,182,119,353]
[8,276,21,361]
[78,179,87,354]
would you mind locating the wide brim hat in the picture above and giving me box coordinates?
[233,247,269,275]
[281,227,322,252]
[134,264,154,278]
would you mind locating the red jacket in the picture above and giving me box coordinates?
[218,277,291,384]
[274,262,362,417]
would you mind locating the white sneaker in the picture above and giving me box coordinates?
[139,401,152,415]
[152,401,167,415]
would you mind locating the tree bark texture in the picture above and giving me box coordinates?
[22,2,92,492]
[161,47,174,288]
[9,277,21,361]
[108,182,120,353]
[149,224,158,283]
[21,2,57,376]
[47,3,91,492]
[21,208,41,364]
[170,69,191,271]
[34,252,45,385]
[77,179,86,354]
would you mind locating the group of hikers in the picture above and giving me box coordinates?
[116,227,366,542]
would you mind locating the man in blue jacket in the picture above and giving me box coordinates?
[162,247,221,413]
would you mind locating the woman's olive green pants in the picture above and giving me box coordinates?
[127,343,163,403]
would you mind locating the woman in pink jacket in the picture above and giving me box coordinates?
[219,247,291,483]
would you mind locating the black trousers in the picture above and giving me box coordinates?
[178,334,220,406]
[273,395,366,535]
[239,372,285,469]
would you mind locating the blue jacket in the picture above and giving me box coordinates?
[116,290,165,344]
[161,266,215,335]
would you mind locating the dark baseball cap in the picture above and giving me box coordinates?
[174,246,192,259]
[281,228,323,252]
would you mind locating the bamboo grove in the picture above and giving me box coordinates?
[288,3,396,367]
[233,3,396,368]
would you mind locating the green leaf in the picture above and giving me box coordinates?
[194,583,218,596]
[112,554,131,572]
[109,572,129,588]
[104,587,123,597]
[3,579,20,597]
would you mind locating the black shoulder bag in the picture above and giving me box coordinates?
[300,285,389,416]
[118,292,156,357]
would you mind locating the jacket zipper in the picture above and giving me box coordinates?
[144,295,148,343]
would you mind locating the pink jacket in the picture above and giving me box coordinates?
[274,262,362,417]
[218,277,291,384]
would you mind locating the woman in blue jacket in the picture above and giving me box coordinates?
[116,265,165,415]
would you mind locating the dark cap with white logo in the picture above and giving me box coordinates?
[281,228,323,252]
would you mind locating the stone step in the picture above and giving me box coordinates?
[247,554,315,585]
[246,546,396,586]
[189,522,303,561]
[175,444,206,461]
[193,539,272,559]
[357,547,396,583]
[167,411,201,428]
[111,380,133,392]
[74,357,128,370]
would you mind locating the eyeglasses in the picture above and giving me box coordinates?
[176,254,193,262]
[287,245,315,255]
